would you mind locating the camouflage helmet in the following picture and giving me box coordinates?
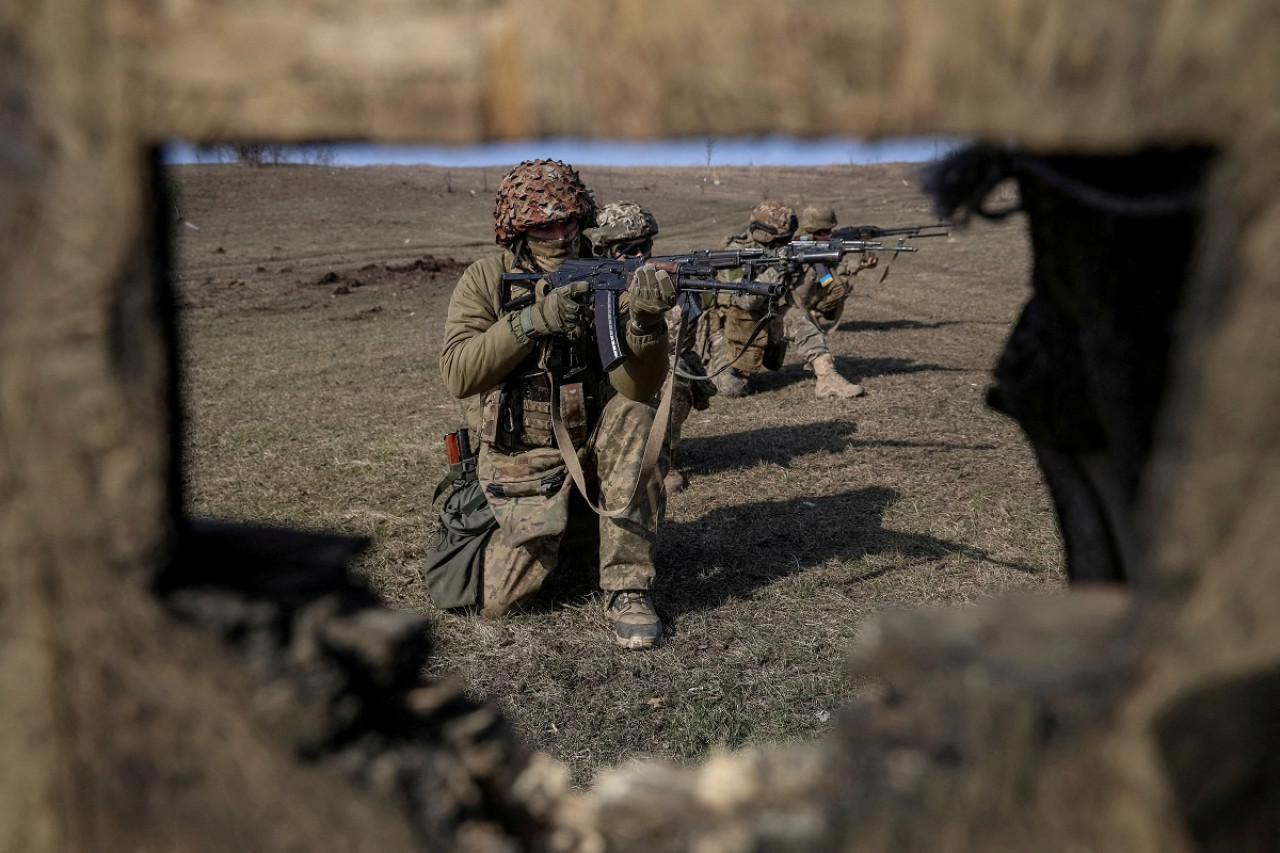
[799,205,838,234]
[749,199,798,244]
[584,200,659,250]
[493,158,597,246]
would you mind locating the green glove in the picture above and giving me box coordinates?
[627,264,677,326]
[522,280,590,338]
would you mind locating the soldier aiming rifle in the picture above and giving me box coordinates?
[435,159,675,649]
[585,200,724,494]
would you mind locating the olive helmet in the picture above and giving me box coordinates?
[584,200,659,252]
[493,158,597,246]
[748,199,798,244]
[799,204,838,235]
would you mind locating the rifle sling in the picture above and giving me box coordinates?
[543,328,676,519]
[698,305,776,381]
[432,462,474,504]
[671,362,707,382]
[878,249,898,283]
[544,297,769,514]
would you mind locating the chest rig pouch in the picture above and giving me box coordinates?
[479,342,604,453]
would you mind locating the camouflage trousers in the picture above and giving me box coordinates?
[663,304,706,456]
[664,378,694,456]
[479,393,664,616]
[780,303,835,365]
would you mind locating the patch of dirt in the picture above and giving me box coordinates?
[178,251,468,316]
[312,256,468,295]
[316,255,466,288]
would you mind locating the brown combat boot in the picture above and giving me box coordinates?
[606,590,663,649]
[812,353,865,399]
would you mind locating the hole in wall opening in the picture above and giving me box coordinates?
[159,134,1076,789]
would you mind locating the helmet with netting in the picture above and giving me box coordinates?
[493,159,597,246]
[585,200,659,251]
[799,205,838,234]
[749,199,798,244]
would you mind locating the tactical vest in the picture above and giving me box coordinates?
[479,333,612,453]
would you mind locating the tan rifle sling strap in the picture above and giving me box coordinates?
[674,306,775,382]
[544,325,677,519]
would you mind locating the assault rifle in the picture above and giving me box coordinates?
[786,231,939,283]
[500,251,785,372]
[775,238,902,269]
[831,222,950,242]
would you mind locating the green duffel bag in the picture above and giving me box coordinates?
[420,463,497,610]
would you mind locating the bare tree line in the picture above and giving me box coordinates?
[195,143,338,167]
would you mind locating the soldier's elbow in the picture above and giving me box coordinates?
[438,358,469,399]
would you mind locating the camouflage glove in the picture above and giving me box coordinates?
[521,280,590,338]
[627,264,677,328]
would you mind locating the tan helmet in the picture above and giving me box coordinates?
[799,205,838,235]
[493,158,597,246]
[748,199,798,244]
[584,200,659,251]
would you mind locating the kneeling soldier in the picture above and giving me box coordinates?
[586,200,716,494]
[784,204,879,399]
[698,200,797,398]
[438,160,674,649]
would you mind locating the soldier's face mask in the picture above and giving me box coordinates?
[526,219,581,270]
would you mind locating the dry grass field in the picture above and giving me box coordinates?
[169,160,1062,787]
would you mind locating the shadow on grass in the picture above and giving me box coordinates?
[746,356,967,394]
[835,318,968,333]
[679,419,996,475]
[653,485,1043,620]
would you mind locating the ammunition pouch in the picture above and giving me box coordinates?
[485,471,567,499]
[477,446,572,548]
[480,363,599,453]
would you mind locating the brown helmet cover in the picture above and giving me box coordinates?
[493,159,597,246]
[799,205,838,234]
[749,199,798,243]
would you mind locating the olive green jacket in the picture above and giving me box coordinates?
[439,250,669,431]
